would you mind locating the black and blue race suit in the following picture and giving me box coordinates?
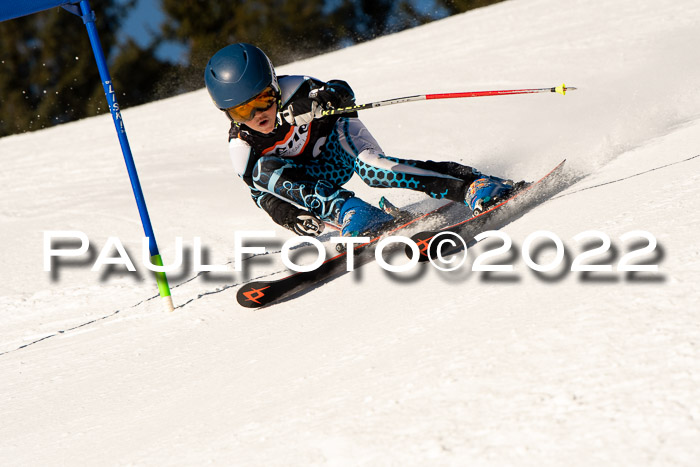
[228,75,483,230]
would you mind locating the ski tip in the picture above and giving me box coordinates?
[554,84,577,95]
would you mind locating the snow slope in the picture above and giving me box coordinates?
[2,0,700,464]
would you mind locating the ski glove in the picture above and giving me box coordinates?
[254,191,325,236]
[284,210,325,236]
[281,97,323,126]
[282,82,355,126]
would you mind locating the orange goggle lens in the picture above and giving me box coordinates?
[225,87,277,122]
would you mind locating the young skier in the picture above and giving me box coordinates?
[204,43,522,237]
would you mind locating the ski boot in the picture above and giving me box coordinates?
[465,177,527,216]
[339,197,394,237]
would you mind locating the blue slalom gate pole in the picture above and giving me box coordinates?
[72,0,174,311]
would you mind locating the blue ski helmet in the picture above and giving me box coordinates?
[204,43,279,110]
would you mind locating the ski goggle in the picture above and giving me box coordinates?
[224,87,278,122]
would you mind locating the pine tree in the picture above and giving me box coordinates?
[0,0,508,137]
[158,0,349,92]
[436,0,507,15]
[0,1,175,137]
[0,3,125,136]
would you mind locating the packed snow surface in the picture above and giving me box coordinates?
[1,0,700,464]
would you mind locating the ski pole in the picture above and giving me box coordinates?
[321,84,577,117]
